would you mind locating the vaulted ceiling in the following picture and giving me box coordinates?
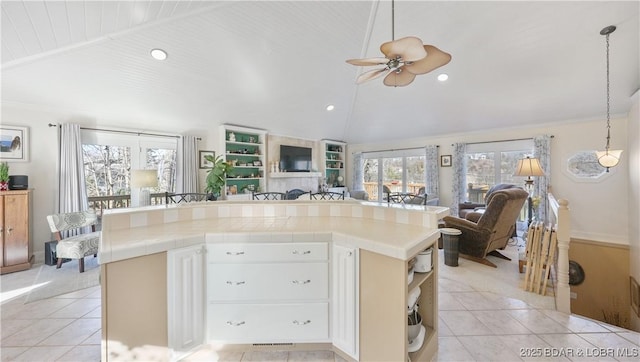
[2,1,639,144]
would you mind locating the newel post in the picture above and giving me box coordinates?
[555,199,571,314]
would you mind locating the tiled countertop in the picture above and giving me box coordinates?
[99,201,449,264]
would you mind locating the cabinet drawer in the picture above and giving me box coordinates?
[207,242,328,263]
[208,263,328,301]
[208,302,329,343]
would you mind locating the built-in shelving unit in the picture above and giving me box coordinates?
[407,261,437,362]
[220,125,267,200]
[320,140,346,188]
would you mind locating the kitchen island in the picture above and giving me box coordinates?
[99,200,448,361]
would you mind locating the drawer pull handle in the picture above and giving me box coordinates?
[292,279,311,285]
[226,281,246,285]
[226,321,245,327]
[347,251,353,256]
[293,250,311,255]
[226,251,245,255]
[293,320,311,325]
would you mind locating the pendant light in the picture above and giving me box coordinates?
[595,25,622,172]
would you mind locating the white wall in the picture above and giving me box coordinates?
[628,91,640,331]
[348,115,630,246]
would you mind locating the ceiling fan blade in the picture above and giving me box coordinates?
[356,68,390,84]
[380,36,427,62]
[383,67,416,87]
[346,57,389,66]
[404,45,452,75]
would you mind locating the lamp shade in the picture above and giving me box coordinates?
[596,149,623,169]
[513,157,545,177]
[131,170,158,188]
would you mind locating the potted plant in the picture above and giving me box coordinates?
[0,162,9,191]
[204,154,233,200]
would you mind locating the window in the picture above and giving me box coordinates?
[465,140,533,202]
[564,151,612,182]
[363,149,427,201]
[81,130,177,205]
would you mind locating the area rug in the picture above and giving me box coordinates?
[24,257,100,303]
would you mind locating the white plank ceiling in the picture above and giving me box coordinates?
[1,1,639,144]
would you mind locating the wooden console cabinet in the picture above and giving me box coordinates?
[0,190,33,274]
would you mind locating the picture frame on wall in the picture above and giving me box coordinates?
[440,155,452,167]
[0,125,29,162]
[199,150,215,169]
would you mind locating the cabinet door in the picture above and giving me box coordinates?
[3,193,28,266]
[332,244,358,359]
[167,245,205,354]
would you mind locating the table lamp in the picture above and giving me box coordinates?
[131,169,158,207]
[513,156,545,225]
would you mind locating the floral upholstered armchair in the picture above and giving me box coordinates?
[46,211,100,273]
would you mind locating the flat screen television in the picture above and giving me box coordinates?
[280,145,312,172]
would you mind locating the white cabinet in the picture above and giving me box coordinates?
[332,244,359,360]
[207,241,330,344]
[321,140,346,188]
[167,244,206,355]
[220,125,267,199]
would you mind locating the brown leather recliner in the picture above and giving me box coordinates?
[458,183,519,219]
[443,187,528,267]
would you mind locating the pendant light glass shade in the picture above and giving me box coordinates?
[596,149,623,169]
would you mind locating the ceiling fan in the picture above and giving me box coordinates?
[346,0,452,87]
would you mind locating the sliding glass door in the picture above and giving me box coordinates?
[363,149,426,201]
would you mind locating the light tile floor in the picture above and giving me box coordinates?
[1,250,639,361]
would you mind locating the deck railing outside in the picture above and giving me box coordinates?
[88,193,166,215]
[363,182,425,201]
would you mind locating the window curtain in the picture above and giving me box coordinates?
[451,143,467,216]
[57,123,89,235]
[176,135,198,193]
[352,152,364,191]
[533,135,552,223]
[425,145,439,197]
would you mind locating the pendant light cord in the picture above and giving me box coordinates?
[605,32,611,153]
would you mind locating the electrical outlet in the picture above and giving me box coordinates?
[570,292,577,299]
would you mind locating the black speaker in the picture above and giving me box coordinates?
[44,241,58,266]
[8,175,28,190]
[44,241,70,266]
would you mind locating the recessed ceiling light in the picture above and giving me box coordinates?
[437,73,449,82]
[326,104,335,111]
[150,48,167,60]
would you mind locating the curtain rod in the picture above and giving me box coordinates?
[48,123,201,140]
[357,145,439,154]
[451,135,554,146]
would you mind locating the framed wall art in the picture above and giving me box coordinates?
[440,155,452,167]
[199,150,215,169]
[0,125,29,162]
